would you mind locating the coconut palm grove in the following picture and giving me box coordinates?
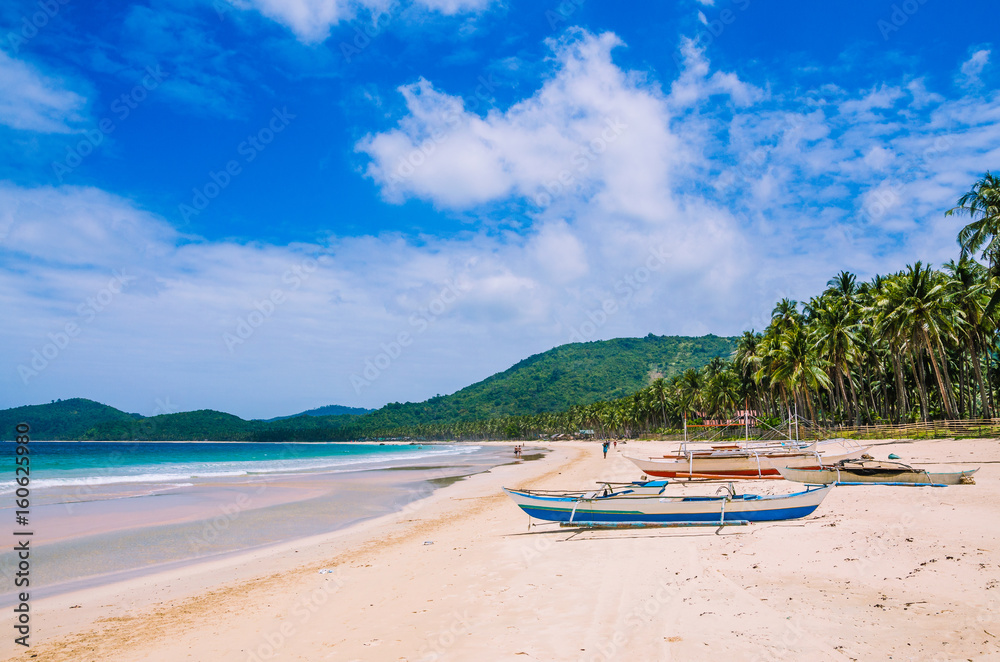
[570,171,1000,438]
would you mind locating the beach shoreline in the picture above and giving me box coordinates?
[3,437,998,661]
[0,441,523,607]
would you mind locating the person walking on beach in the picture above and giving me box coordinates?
[602,441,610,458]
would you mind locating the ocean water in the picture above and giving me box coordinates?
[0,441,482,496]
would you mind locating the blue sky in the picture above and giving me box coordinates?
[1,0,996,418]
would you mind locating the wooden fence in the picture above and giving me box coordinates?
[817,418,1000,440]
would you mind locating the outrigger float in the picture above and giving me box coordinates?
[778,460,978,486]
[502,482,832,528]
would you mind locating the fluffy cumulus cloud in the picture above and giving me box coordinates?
[359,28,1000,333]
[3,28,999,416]
[0,51,87,133]
[239,0,494,43]
[358,30,685,222]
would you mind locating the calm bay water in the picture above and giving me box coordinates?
[0,441,482,496]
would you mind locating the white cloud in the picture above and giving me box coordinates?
[359,30,687,222]
[958,49,990,88]
[906,78,944,109]
[241,0,355,43]
[0,51,86,133]
[838,83,904,117]
[668,37,764,109]
[418,0,492,14]
[240,0,494,44]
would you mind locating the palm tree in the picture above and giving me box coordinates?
[676,368,702,440]
[771,298,802,333]
[767,324,832,424]
[650,378,669,430]
[811,296,861,423]
[825,271,858,304]
[944,257,993,418]
[873,263,959,419]
[947,171,1000,313]
[704,368,741,420]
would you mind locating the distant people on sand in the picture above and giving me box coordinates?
[602,441,610,458]
[613,440,617,449]
[514,445,521,458]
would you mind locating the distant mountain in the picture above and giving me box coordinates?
[350,334,736,429]
[267,404,372,421]
[0,334,735,440]
[0,398,140,440]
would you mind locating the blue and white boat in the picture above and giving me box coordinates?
[502,483,832,527]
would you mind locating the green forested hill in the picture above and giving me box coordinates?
[0,334,735,440]
[353,334,736,428]
[268,404,372,420]
[0,398,140,439]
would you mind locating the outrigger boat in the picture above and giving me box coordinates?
[502,483,832,528]
[778,460,978,486]
[625,439,870,479]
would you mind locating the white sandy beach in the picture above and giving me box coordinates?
[3,437,998,661]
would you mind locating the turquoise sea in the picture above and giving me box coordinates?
[0,440,482,497]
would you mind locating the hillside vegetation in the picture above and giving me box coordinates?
[0,399,140,439]
[353,334,735,429]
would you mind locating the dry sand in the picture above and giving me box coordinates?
[3,438,998,661]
